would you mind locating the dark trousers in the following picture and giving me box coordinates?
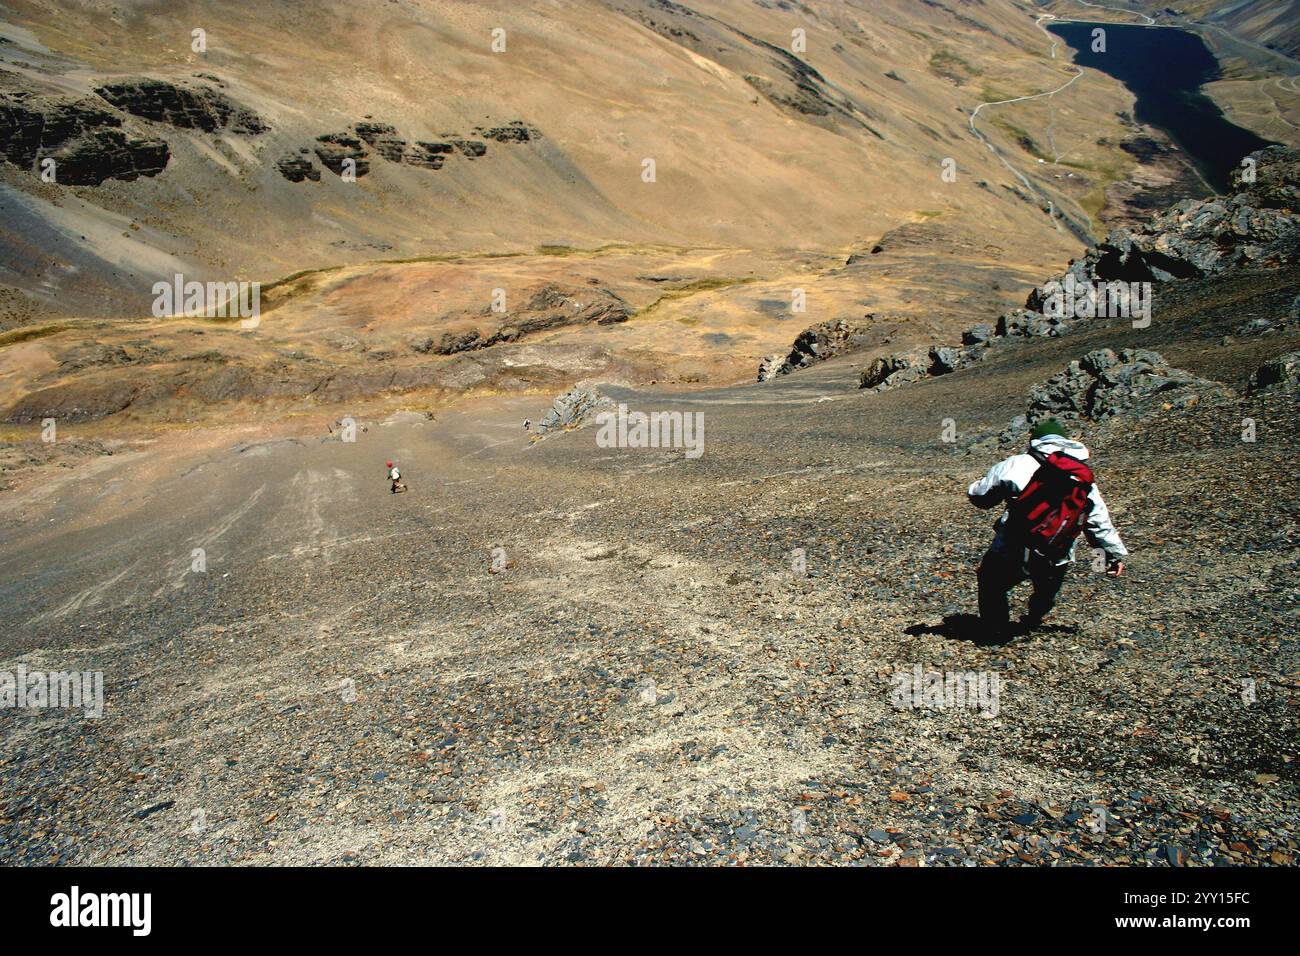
[978,545,1069,632]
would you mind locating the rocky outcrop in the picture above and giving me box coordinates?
[410,330,483,356]
[994,308,1071,340]
[1,92,120,165]
[1028,349,1226,424]
[354,122,455,167]
[1247,351,1300,394]
[276,152,321,182]
[5,378,147,423]
[50,129,168,184]
[278,119,533,182]
[513,284,632,329]
[95,79,267,135]
[407,287,631,358]
[1026,147,1299,310]
[756,354,784,383]
[858,350,929,391]
[453,140,487,159]
[474,121,541,143]
[314,133,370,177]
[850,154,1297,399]
[406,142,454,169]
[0,89,169,184]
[858,343,987,392]
[759,318,869,382]
[537,383,613,434]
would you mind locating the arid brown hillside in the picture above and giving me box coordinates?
[3,0,1146,320]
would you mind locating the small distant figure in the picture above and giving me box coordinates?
[386,459,407,494]
[523,419,531,430]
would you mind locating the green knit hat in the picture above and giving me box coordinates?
[1031,417,1068,440]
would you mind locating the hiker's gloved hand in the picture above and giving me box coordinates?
[1106,560,1125,578]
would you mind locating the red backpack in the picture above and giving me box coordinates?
[1008,450,1094,557]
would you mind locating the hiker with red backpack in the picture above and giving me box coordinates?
[967,418,1126,636]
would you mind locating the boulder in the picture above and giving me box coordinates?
[756,354,784,383]
[538,383,613,433]
[769,318,870,379]
[927,345,963,376]
[860,350,928,391]
[1247,351,1300,394]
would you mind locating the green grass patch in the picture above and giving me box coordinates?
[0,323,68,347]
[930,50,982,81]
[991,118,1052,161]
[635,276,761,320]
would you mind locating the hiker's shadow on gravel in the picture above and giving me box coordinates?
[905,614,1009,647]
[906,615,1081,646]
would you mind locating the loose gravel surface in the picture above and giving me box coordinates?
[1,269,1297,866]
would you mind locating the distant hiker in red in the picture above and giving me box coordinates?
[386,460,406,494]
[968,418,1126,635]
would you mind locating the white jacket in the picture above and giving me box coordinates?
[968,436,1127,565]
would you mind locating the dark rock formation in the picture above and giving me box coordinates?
[95,78,267,134]
[994,308,1070,340]
[1247,351,1300,394]
[49,129,168,185]
[858,344,986,391]
[314,133,370,177]
[320,124,503,171]
[5,379,146,423]
[1,93,119,165]
[407,287,630,359]
[282,120,523,178]
[434,330,486,356]
[1028,349,1226,423]
[759,318,869,381]
[354,122,397,142]
[276,154,321,182]
[1026,147,1300,311]
[452,139,487,159]
[474,121,541,143]
[406,142,453,169]
[0,89,168,184]
[514,284,631,328]
[858,350,930,391]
